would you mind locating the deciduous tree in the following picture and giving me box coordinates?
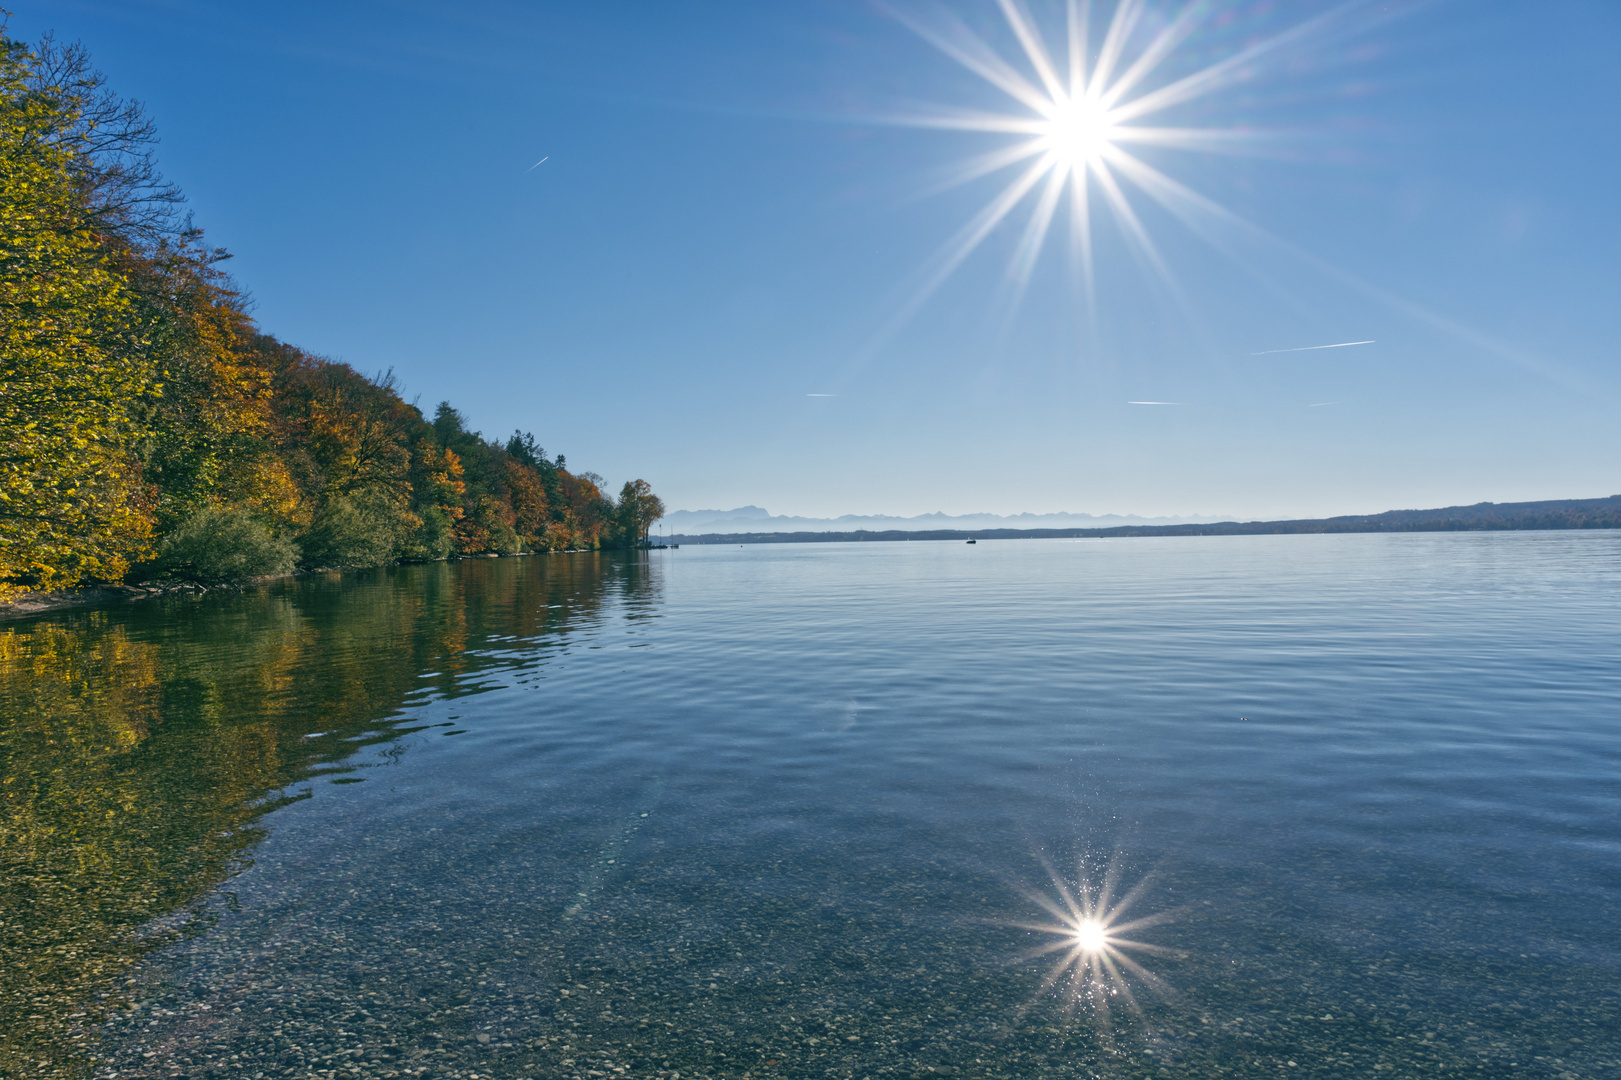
[0,37,152,591]
[618,479,665,544]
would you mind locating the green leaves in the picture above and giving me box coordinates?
[618,478,666,544]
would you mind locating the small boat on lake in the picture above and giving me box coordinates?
[966,539,977,544]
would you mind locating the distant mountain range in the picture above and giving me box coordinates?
[666,495,1621,544]
[661,505,1229,535]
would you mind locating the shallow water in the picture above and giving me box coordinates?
[3,533,1620,1080]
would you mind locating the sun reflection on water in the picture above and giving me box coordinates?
[1010,856,1181,1031]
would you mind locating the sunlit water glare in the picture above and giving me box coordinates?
[3,532,1620,1079]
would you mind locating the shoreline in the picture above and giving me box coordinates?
[673,521,1621,545]
[9,498,1615,619]
[0,549,617,622]
[671,494,1621,545]
[0,582,220,621]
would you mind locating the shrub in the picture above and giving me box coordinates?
[400,505,455,561]
[148,507,298,583]
[541,522,575,551]
[298,490,414,569]
[455,495,522,555]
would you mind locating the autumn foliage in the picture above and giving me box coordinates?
[0,32,660,596]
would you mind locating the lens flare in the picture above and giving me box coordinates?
[1037,96,1115,167]
[1071,918,1109,951]
[1006,854,1182,1033]
[883,0,1356,329]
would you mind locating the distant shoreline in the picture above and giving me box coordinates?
[7,496,1615,619]
[670,495,1621,545]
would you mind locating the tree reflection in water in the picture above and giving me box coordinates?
[0,553,657,1079]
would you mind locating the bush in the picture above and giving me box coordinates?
[400,505,455,561]
[454,495,522,555]
[541,521,576,551]
[148,507,299,583]
[298,490,414,569]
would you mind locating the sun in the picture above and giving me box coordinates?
[885,0,1354,326]
[1037,96,1115,167]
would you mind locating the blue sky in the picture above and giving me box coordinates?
[16,0,1620,519]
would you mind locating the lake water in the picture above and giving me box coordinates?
[3,533,1619,1080]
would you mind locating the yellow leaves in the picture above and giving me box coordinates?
[1,57,151,588]
[235,457,308,530]
[0,41,295,586]
[2,26,660,583]
[441,447,466,486]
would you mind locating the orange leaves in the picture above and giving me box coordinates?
[502,455,550,549]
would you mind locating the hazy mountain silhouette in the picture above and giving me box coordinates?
[668,495,1621,544]
[662,506,1229,534]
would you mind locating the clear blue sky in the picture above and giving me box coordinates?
[16,0,1620,519]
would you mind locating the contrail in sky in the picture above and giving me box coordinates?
[1251,340,1374,355]
[807,393,836,397]
[526,156,549,172]
[1308,401,1345,407]
[1127,401,1184,405]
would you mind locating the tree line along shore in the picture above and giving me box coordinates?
[1,31,663,603]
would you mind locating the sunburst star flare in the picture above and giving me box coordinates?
[1007,855,1182,1031]
[884,0,1360,331]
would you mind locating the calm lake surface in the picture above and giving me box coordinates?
[3,533,1619,1080]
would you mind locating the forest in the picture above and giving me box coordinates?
[0,30,663,601]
